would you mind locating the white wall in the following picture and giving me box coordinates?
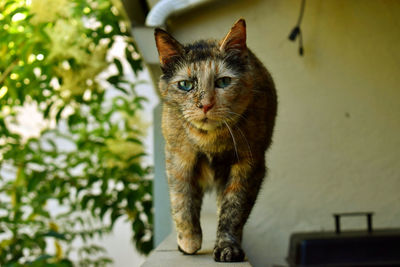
[163,0,400,265]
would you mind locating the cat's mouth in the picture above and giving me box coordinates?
[190,117,221,131]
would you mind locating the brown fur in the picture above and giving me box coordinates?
[154,19,277,262]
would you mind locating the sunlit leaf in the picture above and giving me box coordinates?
[42,230,67,241]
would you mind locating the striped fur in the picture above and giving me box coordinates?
[155,19,277,262]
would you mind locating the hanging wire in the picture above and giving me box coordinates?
[296,0,306,26]
[288,0,306,56]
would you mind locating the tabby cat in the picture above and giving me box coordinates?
[154,19,277,262]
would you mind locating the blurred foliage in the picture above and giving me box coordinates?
[0,0,153,266]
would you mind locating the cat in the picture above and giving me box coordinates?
[154,18,277,262]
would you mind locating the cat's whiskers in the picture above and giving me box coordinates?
[235,125,254,165]
[183,112,201,122]
[225,110,247,122]
[219,110,248,126]
[223,120,240,162]
[251,89,265,94]
[216,110,252,164]
[183,113,192,120]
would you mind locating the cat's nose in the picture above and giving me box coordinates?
[199,103,214,114]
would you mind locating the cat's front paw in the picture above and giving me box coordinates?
[213,241,245,262]
[176,231,202,255]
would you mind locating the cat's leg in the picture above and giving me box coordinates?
[166,149,204,255]
[214,161,265,262]
[170,181,203,255]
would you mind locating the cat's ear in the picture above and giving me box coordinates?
[219,18,247,55]
[154,28,183,65]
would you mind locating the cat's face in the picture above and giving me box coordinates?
[155,19,253,132]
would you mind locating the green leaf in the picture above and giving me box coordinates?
[126,137,142,144]
[81,195,93,210]
[132,219,145,236]
[113,58,123,75]
[46,138,57,152]
[140,240,153,255]
[31,254,53,263]
[58,259,74,267]
[125,47,143,74]
[99,204,109,220]
[43,102,54,118]
[110,209,122,228]
[127,152,146,162]
[42,230,67,240]
[106,75,120,85]
[27,172,43,192]
[55,105,65,122]
[115,85,129,95]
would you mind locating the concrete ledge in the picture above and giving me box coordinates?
[141,213,252,267]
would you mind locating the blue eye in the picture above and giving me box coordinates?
[177,80,193,91]
[215,77,231,88]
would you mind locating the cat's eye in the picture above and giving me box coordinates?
[215,77,232,88]
[177,80,193,91]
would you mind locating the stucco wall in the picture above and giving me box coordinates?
[163,0,400,266]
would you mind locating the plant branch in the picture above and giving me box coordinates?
[0,60,18,86]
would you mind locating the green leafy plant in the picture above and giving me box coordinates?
[0,0,153,265]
